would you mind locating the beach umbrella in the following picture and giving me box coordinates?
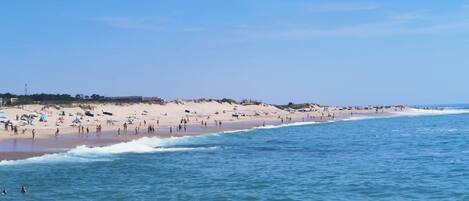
[39,113,47,122]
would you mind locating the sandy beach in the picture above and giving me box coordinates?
[0,101,408,160]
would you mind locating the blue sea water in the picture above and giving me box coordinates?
[1,110,469,200]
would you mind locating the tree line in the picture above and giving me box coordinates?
[0,93,163,106]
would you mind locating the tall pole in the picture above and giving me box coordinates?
[23,83,27,109]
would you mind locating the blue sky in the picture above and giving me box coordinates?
[1,0,469,105]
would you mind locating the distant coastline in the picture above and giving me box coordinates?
[0,94,413,161]
[0,92,418,160]
[1,96,467,162]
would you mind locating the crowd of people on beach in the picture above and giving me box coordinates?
[1,112,338,141]
[3,122,36,139]
[0,104,390,144]
[77,125,90,135]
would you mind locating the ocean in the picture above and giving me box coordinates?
[1,108,469,200]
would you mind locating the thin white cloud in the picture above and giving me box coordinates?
[277,21,469,38]
[389,10,431,22]
[95,6,468,39]
[97,16,165,31]
[96,16,205,33]
[306,2,380,12]
[233,16,469,39]
[231,8,469,39]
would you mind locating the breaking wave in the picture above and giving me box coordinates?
[392,108,469,117]
[0,136,219,166]
[2,107,468,166]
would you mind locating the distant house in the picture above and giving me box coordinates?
[10,97,18,104]
[95,96,164,104]
[105,96,143,102]
[142,97,164,103]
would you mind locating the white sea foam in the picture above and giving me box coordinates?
[342,116,376,121]
[392,108,469,117]
[0,121,326,165]
[220,121,319,135]
[258,121,318,129]
[343,108,469,121]
[0,136,218,166]
[222,128,254,134]
[2,107,467,166]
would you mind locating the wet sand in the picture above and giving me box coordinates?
[0,111,397,161]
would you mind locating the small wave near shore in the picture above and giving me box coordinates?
[2,107,468,166]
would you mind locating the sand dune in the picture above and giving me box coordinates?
[0,101,405,142]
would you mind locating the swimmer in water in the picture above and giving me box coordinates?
[1,189,6,195]
[21,185,27,194]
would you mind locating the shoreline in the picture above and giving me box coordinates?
[3,101,462,162]
[0,109,407,162]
